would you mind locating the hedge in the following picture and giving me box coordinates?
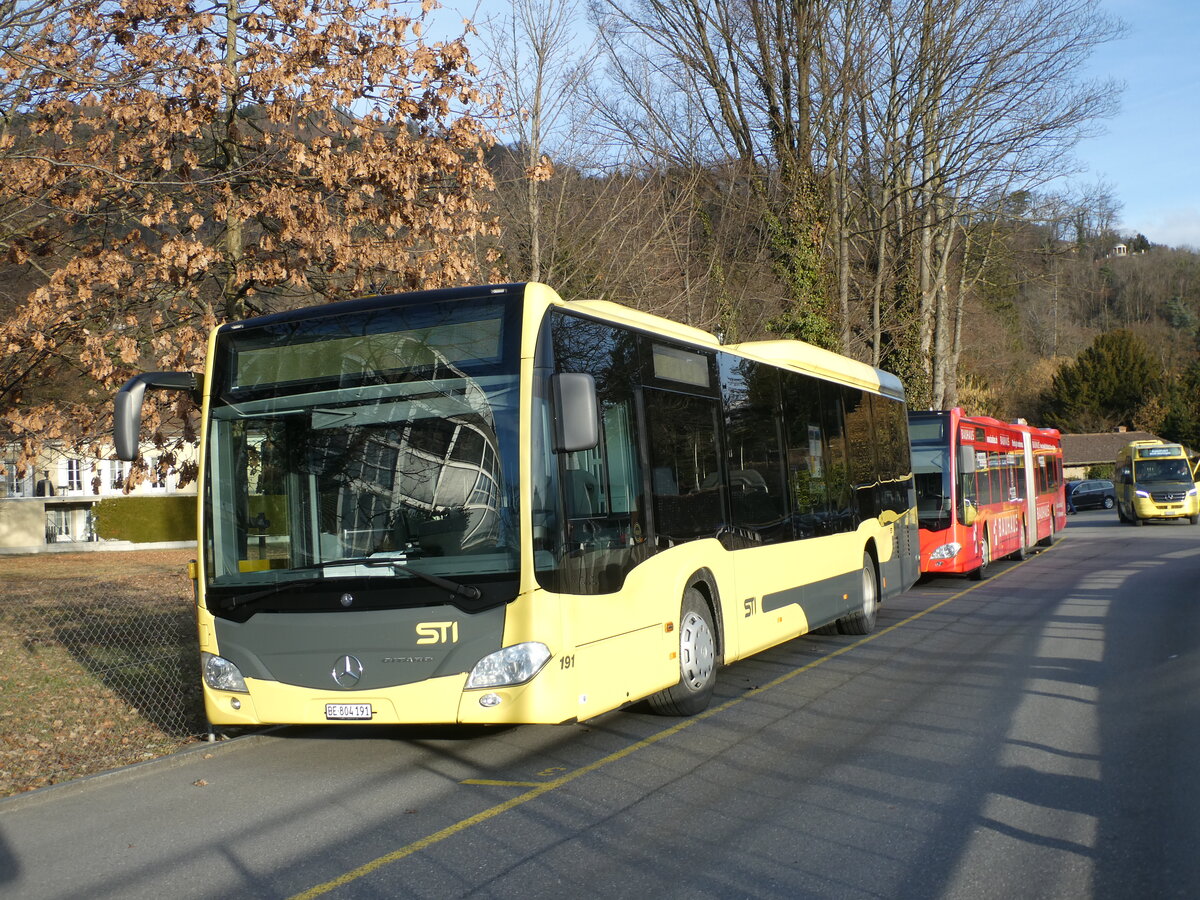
[92,495,197,543]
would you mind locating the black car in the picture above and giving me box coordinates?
[1068,479,1116,511]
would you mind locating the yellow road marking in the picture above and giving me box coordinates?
[291,544,1060,899]
[459,779,544,787]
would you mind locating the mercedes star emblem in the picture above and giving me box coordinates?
[332,655,364,687]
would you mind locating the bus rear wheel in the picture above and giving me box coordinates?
[1012,522,1029,560]
[1038,519,1055,547]
[647,587,717,716]
[838,553,878,635]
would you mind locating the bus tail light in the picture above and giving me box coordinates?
[466,643,551,689]
[202,652,248,693]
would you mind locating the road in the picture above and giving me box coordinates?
[2,509,1199,899]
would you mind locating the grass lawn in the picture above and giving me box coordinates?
[0,549,205,797]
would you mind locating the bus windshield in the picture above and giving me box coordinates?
[909,415,952,530]
[203,296,522,604]
[1133,458,1193,483]
[911,445,951,530]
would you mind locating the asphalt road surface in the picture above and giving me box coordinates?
[3,508,1198,899]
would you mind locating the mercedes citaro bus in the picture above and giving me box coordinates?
[909,409,1065,579]
[115,283,920,728]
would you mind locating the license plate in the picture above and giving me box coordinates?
[325,703,372,720]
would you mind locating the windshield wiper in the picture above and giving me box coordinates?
[295,557,483,601]
[216,558,482,611]
[216,576,327,611]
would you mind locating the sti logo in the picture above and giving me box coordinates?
[415,622,460,645]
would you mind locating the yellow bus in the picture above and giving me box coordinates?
[114,283,920,727]
[1115,440,1200,525]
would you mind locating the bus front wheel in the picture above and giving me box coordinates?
[970,536,990,580]
[647,587,717,716]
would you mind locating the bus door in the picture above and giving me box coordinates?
[956,431,983,567]
[1019,431,1038,549]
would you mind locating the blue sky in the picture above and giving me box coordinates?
[1073,0,1200,248]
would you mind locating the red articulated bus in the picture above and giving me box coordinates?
[908,408,1066,579]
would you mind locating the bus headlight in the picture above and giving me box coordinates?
[1188,488,1198,497]
[1135,489,1151,498]
[466,643,551,689]
[202,652,248,693]
[929,542,961,560]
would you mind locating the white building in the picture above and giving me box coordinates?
[0,440,198,550]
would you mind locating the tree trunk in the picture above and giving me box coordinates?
[222,0,245,321]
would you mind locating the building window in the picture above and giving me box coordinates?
[67,458,82,492]
[4,461,27,497]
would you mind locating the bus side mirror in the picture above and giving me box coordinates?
[114,372,201,461]
[957,445,976,477]
[551,372,599,453]
[961,500,978,527]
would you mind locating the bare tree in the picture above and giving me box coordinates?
[478,0,601,283]
[592,0,838,349]
[589,0,1122,405]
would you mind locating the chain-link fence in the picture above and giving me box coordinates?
[1,566,207,796]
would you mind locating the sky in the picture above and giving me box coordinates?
[1071,0,1200,248]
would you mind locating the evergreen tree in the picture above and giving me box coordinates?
[1040,330,1163,432]
[1160,358,1200,448]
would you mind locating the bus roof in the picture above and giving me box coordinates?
[566,299,721,348]
[225,284,907,403]
[565,299,904,402]
[1121,440,1185,459]
[723,340,905,401]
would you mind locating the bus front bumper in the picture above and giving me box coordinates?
[203,670,577,727]
[1132,493,1200,520]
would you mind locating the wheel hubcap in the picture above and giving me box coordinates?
[679,611,715,690]
[861,565,877,618]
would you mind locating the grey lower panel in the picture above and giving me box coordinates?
[213,605,505,691]
[879,551,909,602]
[761,567,861,628]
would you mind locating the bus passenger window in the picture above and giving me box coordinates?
[644,389,722,543]
[720,357,788,543]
